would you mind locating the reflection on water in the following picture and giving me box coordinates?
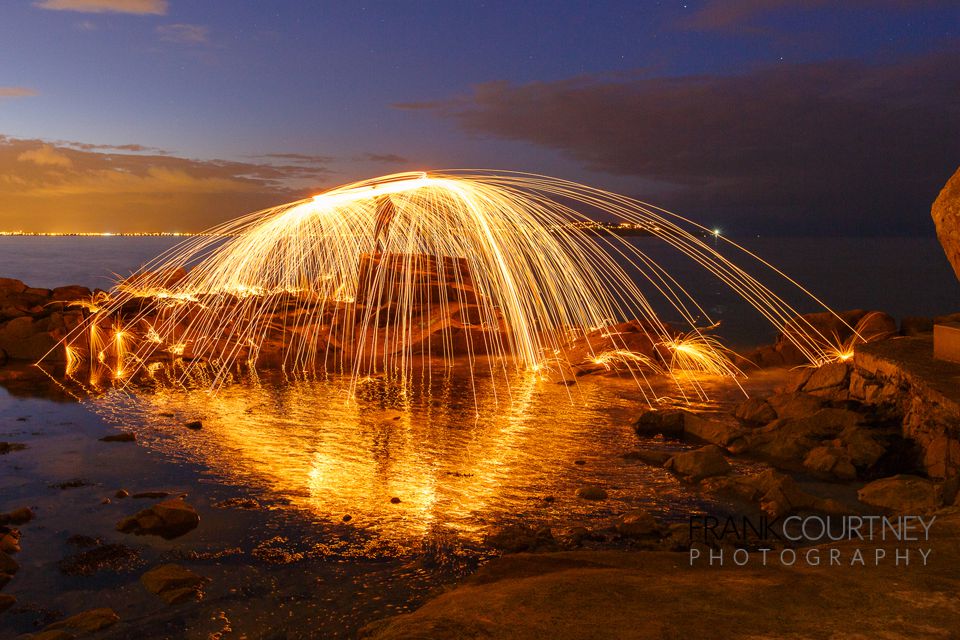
[89,369,739,552]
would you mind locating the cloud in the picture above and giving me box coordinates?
[18,145,73,167]
[396,48,960,234]
[0,136,336,232]
[157,23,209,45]
[259,152,334,164]
[679,0,954,32]
[0,87,39,99]
[361,153,411,164]
[34,0,167,15]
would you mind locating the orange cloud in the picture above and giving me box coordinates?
[0,136,334,232]
[34,0,167,14]
[0,87,38,99]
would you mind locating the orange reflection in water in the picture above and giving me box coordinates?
[90,369,742,549]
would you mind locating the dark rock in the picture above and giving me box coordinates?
[858,475,941,513]
[0,527,21,554]
[390,497,401,504]
[633,409,685,438]
[766,392,824,420]
[116,498,199,539]
[0,442,26,454]
[802,362,850,393]
[50,479,91,490]
[0,507,34,525]
[99,432,136,443]
[185,420,203,430]
[575,485,608,500]
[702,468,845,518]
[115,489,130,499]
[615,510,660,538]
[486,525,556,553]
[131,491,172,499]
[664,445,730,481]
[622,449,673,466]
[0,550,19,574]
[141,563,208,605]
[43,607,120,633]
[681,412,747,448]
[900,316,933,336]
[213,497,260,510]
[0,593,15,612]
[733,408,862,460]
[732,397,776,424]
[51,285,92,302]
[803,445,856,480]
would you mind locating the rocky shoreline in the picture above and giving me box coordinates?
[2,275,960,638]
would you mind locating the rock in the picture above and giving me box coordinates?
[681,412,746,448]
[732,397,776,424]
[703,469,845,518]
[116,498,199,539]
[803,446,856,480]
[632,409,684,437]
[44,608,119,633]
[115,489,130,499]
[932,165,960,282]
[141,563,208,604]
[853,311,898,343]
[616,510,660,538]
[132,491,172,499]
[575,485,608,501]
[30,631,73,640]
[837,426,887,468]
[802,362,850,393]
[664,445,730,481]
[0,593,15,612]
[0,507,33,525]
[0,315,62,361]
[0,527,21,553]
[733,408,862,460]
[0,278,26,297]
[858,475,941,513]
[51,285,92,302]
[185,420,203,430]
[390,497,401,504]
[99,431,136,442]
[900,316,933,336]
[0,550,19,574]
[622,449,673,466]
[212,497,260,510]
[486,525,556,553]
[0,441,26,454]
[766,392,824,420]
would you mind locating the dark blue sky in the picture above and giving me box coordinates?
[0,0,958,233]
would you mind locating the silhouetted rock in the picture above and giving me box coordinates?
[633,409,684,438]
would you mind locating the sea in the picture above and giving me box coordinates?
[0,234,956,346]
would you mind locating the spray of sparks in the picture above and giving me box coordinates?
[50,171,854,403]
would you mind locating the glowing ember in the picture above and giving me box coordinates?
[49,170,855,403]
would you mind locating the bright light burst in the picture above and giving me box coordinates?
[51,170,853,403]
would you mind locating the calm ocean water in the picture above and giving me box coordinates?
[0,235,956,346]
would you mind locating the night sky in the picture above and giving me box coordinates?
[1,0,958,234]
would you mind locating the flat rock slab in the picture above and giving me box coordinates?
[856,336,960,411]
[362,512,960,639]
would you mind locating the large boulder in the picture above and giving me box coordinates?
[858,475,941,513]
[702,468,845,518]
[732,408,862,460]
[932,166,960,282]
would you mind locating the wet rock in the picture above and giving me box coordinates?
[43,607,120,633]
[115,489,130,499]
[99,431,136,442]
[390,497,402,504]
[141,563,208,605]
[766,392,824,420]
[185,420,203,430]
[622,449,673,466]
[802,362,850,394]
[0,593,15,612]
[664,445,730,481]
[486,525,556,553]
[858,475,941,513]
[681,412,746,448]
[932,165,960,281]
[59,543,142,576]
[615,510,660,538]
[0,442,26,454]
[732,397,776,424]
[116,498,199,539]
[632,409,684,438]
[575,485,608,501]
[803,446,856,480]
[0,507,33,525]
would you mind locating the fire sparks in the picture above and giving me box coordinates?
[50,171,853,403]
